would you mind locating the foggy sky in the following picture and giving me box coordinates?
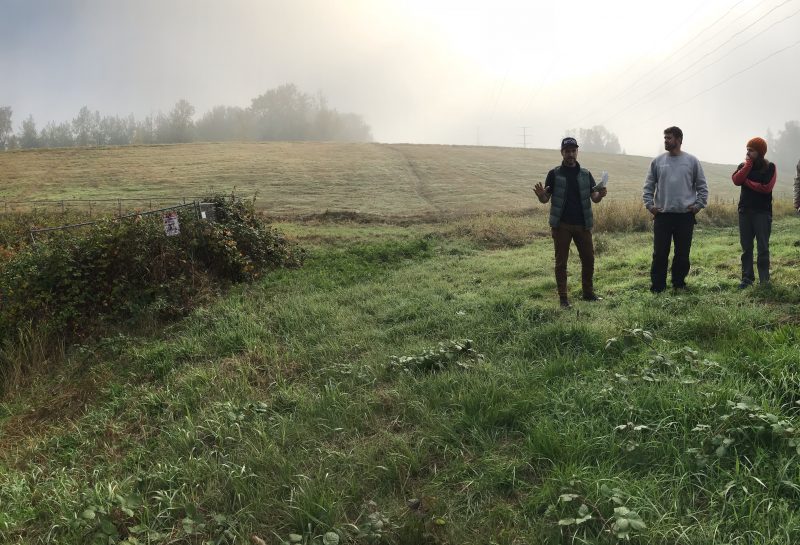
[2,0,799,163]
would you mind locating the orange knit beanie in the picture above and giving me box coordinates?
[747,137,767,157]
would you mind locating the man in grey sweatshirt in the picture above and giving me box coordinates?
[642,126,708,293]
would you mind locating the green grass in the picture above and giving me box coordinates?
[2,142,795,216]
[2,213,800,544]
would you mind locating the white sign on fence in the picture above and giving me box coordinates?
[163,211,180,236]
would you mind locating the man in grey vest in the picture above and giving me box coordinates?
[534,137,607,308]
[642,126,708,293]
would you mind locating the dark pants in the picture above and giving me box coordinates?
[650,212,695,292]
[552,223,594,298]
[739,210,771,285]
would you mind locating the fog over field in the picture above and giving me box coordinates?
[5,4,800,544]
[2,0,799,163]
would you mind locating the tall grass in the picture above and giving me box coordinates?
[593,199,652,232]
[0,322,64,392]
[433,198,796,250]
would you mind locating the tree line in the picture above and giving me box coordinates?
[766,121,800,176]
[563,125,624,155]
[0,84,372,151]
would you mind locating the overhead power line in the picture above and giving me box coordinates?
[566,2,709,122]
[671,0,795,77]
[598,0,800,126]
[640,37,800,124]
[571,0,755,126]
[518,56,557,118]
[489,67,511,121]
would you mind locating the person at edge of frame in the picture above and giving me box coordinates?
[731,137,776,288]
[533,136,607,309]
[642,126,708,293]
[794,158,800,213]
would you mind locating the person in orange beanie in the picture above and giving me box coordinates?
[731,137,776,288]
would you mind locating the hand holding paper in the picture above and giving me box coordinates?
[597,170,609,189]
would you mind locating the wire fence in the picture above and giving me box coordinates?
[1,196,216,217]
[2,195,251,245]
[26,201,220,243]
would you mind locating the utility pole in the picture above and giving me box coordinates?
[519,126,529,148]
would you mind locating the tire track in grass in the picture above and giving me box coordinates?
[386,145,443,213]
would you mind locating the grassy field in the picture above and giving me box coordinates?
[2,209,800,543]
[1,142,794,216]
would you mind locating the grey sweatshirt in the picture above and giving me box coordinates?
[642,152,708,213]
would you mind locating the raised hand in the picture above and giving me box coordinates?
[533,182,549,203]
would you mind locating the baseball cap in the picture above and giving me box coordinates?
[561,137,579,149]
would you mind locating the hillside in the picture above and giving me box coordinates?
[1,142,790,216]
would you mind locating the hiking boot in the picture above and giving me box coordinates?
[738,281,752,290]
[559,296,571,309]
[582,292,602,302]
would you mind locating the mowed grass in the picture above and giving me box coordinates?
[2,142,794,216]
[2,213,800,544]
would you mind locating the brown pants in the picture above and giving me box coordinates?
[552,223,594,298]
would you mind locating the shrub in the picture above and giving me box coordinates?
[0,196,302,344]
